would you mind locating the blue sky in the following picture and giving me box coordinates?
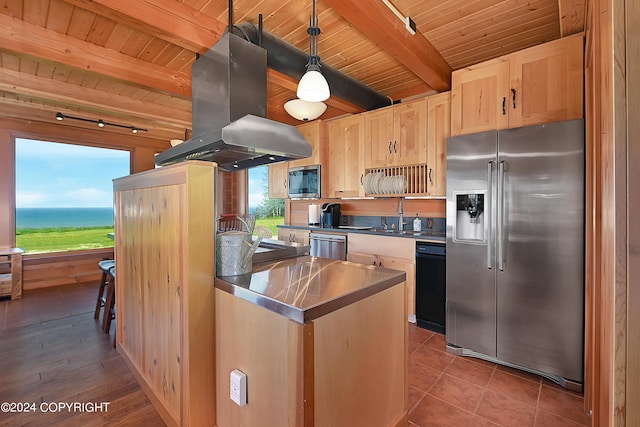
[15,139,131,208]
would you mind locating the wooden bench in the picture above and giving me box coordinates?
[0,247,24,300]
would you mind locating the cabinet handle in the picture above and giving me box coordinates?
[511,88,516,109]
[393,141,397,153]
[360,174,364,185]
[283,179,287,188]
[502,97,506,115]
[372,260,377,266]
[388,141,393,154]
[428,168,433,184]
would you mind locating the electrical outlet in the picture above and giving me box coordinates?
[230,369,247,406]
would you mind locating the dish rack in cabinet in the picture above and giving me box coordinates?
[363,164,429,196]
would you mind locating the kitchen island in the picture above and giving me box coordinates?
[114,161,408,427]
[215,256,408,427]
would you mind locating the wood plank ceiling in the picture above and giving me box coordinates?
[0,0,585,143]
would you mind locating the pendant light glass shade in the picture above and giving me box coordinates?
[284,99,327,121]
[297,68,330,102]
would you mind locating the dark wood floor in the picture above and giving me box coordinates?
[0,282,165,426]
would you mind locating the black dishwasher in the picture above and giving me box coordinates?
[415,242,446,333]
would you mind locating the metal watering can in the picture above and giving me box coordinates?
[215,231,262,276]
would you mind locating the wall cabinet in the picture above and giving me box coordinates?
[426,92,450,197]
[268,161,288,199]
[268,121,327,199]
[451,33,584,136]
[326,115,365,197]
[288,120,327,168]
[364,98,427,168]
[277,228,311,245]
[347,233,416,320]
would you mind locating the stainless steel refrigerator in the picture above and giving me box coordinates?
[445,119,584,390]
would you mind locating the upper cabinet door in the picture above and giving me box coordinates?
[509,33,584,128]
[289,121,326,168]
[364,106,394,168]
[426,92,450,197]
[451,60,510,136]
[268,162,288,199]
[451,34,584,136]
[327,115,365,198]
[393,98,427,166]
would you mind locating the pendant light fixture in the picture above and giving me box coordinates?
[284,98,327,121]
[297,0,330,102]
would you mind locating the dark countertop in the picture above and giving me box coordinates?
[215,256,406,324]
[278,224,446,243]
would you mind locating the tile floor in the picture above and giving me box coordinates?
[1,285,592,426]
[407,324,591,426]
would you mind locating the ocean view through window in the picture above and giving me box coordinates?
[15,139,130,253]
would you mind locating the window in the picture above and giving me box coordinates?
[15,139,130,254]
[247,165,284,237]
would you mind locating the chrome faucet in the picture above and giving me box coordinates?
[381,216,388,229]
[398,197,405,231]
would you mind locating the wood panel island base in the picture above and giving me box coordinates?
[215,256,408,427]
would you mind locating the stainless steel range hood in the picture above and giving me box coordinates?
[154,32,312,171]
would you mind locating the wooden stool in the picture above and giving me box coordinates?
[102,266,116,338]
[94,259,115,320]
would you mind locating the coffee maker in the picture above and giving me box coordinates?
[321,203,341,228]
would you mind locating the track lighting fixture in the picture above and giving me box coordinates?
[54,112,147,134]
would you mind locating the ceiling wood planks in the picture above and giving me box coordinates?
[0,0,584,141]
[323,0,452,92]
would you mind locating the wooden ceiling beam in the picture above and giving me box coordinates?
[558,0,586,36]
[324,0,452,91]
[0,98,184,141]
[0,13,191,97]
[66,1,370,114]
[0,68,191,128]
[63,0,226,53]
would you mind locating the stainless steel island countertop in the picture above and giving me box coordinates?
[215,256,406,324]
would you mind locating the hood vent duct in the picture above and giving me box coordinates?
[232,22,391,112]
[155,28,312,171]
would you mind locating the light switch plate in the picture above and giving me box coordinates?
[230,369,247,406]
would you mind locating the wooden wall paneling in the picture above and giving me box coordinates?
[625,0,640,423]
[583,0,597,414]
[610,0,629,423]
[21,249,113,290]
[0,128,15,248]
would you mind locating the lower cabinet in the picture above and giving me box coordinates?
[215,284,407,427]
[347,233,416,320]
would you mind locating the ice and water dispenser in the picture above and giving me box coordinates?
[454,193,485,242]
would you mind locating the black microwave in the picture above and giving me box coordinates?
[288,165,320,199]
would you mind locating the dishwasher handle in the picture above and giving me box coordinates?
[310,234,346,243]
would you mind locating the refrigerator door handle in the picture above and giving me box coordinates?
[498,160,506,271]
[487,161,494,270]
